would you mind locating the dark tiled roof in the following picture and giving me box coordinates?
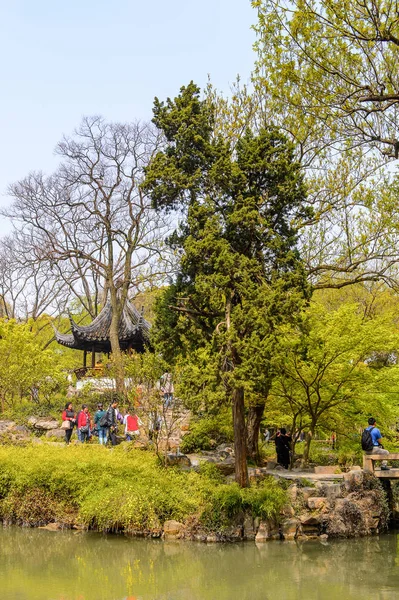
[54,300,151,353]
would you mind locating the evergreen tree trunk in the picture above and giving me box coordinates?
[246,402,265,464]
[232,386,249,487]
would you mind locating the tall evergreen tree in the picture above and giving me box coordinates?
[144,83,311,486]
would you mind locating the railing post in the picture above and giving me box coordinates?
[363,454,374,473]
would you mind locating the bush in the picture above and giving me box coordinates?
[180,411,233,453]
[0,444,287,534]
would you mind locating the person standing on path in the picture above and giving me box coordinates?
[77,404,91,443]
[94,403,107,445]
[264,428,270,444]
[105,400,123,446]
[61,402,76,445]
[364,417,390,470]
[123,408,143,441]
[275,428,292,469]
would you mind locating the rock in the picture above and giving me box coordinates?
[214,458,235,476]
[349,465,362,471]
[319,534,329,541]
[307,497,327,510]
[30,418,59,431]
[255,520,280,542]
[325,484,343,501]
[301,486,317,501]
[287,485,298,502]
[343,470,363,490]
[45,428,66,440]
[165,454,191,468]
[281,504,295,517]
[314,466,341,474]
[299,514,322,526]
[243,514,256,540]
[281,518,301,540]
[39,523,61,531]
[163,520,184,540]
[266,460,277,470]
[206,534,219,543]
[0,420,16,432]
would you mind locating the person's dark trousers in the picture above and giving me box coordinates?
[108,428,118,446]
[65,428,73,444]
[80,430,89,443]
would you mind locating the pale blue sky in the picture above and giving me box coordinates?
[0,0,256,233]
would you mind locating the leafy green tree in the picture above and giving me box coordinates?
[144,82,311,485]
[270,301,399,463]
[0,319,66,412]
[249,1,399,290]
[253,0,399,160]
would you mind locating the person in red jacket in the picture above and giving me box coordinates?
[77,404,91,443]
[123,408,142,441]
[61,402,76,445]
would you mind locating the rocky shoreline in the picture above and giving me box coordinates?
[0,419,392,543]
[4,467,390,544]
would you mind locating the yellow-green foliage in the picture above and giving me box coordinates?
[0,445,287,532]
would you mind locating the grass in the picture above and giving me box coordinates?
[0,444,287,534]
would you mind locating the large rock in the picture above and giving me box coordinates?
[163,520,185,540]
[325,484,343,501]
[255,519,280,542]
[343,470,363,490]
[165,454,191,468]
[28,417,59,430]
[314,465,341,474]
[45,428,66,440]
[214,457,235,476]
[0,420,16,432]
[307,497,327,510]
[281,518,301,540]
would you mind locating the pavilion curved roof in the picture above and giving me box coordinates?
[54,300,151,353]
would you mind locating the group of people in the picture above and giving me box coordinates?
[61,401,143,446]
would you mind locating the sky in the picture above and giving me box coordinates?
[0,0,256,234]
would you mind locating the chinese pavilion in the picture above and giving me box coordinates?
[54,300,151,378]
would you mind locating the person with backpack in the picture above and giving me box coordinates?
[101,400,123,446]
[362,417,390,470]
[77,404,91,443]
[94,402,107,445]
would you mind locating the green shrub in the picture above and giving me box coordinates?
[0,445,287,535]
[180,412,233,453]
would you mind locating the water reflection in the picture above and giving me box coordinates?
[1,527,399,599]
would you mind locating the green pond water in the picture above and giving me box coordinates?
[1,527,399,600]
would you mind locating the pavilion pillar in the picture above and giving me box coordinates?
[83,350,87,368]
[91,346,96,368]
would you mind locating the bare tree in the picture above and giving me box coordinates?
[4,117,171,394]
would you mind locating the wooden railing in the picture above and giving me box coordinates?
[363,453,399,474]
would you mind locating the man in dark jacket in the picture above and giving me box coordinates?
[105,400,122,446]
[275,428,292,469]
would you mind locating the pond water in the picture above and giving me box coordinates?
[1,527,399,600]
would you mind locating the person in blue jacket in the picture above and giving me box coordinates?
[365,417,390,470]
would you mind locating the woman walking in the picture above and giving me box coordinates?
[77,404,91,443]
[61,402,76,445]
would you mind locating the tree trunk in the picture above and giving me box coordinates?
[109,311,126,398]
[302,427,314,465]
[232,386,249,487]
[246,401,265,465]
